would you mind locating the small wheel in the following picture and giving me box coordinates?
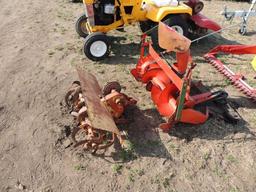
[84,32,110,61]
[76,14,88,38]
[102,81,122,96]
[193,2,204,14]
[151,15,189,50]
[239,26,247,35]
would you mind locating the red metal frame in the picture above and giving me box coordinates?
[185,0,221,32]
[131,35,213,132]
[204,45,256,101]
[190,13,221,32]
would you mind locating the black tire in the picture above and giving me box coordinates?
[239,26,247,35]
[83,32,110,61]
[76,14,88,38]
[139,21,153,33]
[150,15,189,50]
[71,0,82,2]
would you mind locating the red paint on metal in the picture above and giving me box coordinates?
[131,35,210,131]
[204,45,256,101]
[191,13,222,31]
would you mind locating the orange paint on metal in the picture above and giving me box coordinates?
[131,32,211,131]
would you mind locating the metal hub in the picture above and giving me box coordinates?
[90,41,107,57]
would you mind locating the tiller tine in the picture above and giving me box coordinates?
[65,69,136,153]
[76,70,120,134]
[204,45,256,102]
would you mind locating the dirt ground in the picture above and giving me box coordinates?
[0,0,256,191]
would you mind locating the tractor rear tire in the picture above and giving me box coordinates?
[83,32,110,61]
[71,0,82,2]
[151,15,189,50]
[76,14,88,38]
[139,21,153,33]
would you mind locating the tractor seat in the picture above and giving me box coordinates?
[151,0,178,7]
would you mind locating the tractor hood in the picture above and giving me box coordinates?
[143,2,192,22]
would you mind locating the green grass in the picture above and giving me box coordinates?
[229,187,240,192]
[169,143,176,150]
[112,164,123,174]
[55,46,64,51]
[127,168,145,183]
[203,152,211,161]
[163,177,170,188]
[119,149,136,161]
[227,154,238,163]
[128,173,135,182]
[133,169,145,176]
[213,165,225,178]
[48,50,55,56]
[74,164,86,171]
[224,79,232,86]
[147,139,161,147]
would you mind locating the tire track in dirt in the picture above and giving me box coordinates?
[0,0,76,191]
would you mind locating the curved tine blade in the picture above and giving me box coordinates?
[76,68,120,135]
[71,126,81,143]
[74,140,89,148]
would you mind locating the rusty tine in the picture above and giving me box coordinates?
[65,70,136,153]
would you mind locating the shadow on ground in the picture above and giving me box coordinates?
[112,95,255,162]
[98,36,141,65]
[190,33,241,56]
[62,94,255,163]
[168,93,256,141]
[97,32,242,66]
[111,106,172,162]
[169,117,255,142]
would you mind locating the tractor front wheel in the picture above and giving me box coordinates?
[83,32,110,61]
[151,15,189,50]
[76,14,89,38]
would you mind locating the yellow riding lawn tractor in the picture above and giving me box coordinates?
[76,0,221,61]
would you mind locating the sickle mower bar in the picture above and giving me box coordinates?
[204,45,256,102]
[131,35,215,132]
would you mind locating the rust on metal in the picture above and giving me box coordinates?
[65,69,136,153]
[76,68,120,135]
[158,21,191,53]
